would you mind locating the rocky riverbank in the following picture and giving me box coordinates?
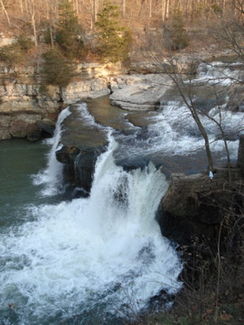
[0,61,174,140]
[1,52,243,142]
[0,62,119,140]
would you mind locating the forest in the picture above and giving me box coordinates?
[0,1,243,45]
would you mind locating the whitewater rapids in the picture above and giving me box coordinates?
[0,133,182,324]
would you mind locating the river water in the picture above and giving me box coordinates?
[0,61,243,324]
[0,140,54,229]
[0,135,182,324]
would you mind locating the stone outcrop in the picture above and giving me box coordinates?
[157,158,244,289]
[56,104,108,196]
[0,62,125,140]
[109,74,172,111]
[0,60,175,140]
[157,166,243,246]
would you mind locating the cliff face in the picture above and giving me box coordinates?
[0,62,123,140]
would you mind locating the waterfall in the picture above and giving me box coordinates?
[0,132,182,324]
[33,107,71,196]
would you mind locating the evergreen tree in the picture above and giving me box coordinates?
[95,1,131,63]
[165,10,189,51]
[41,49,76,89]
[55,0,86,60]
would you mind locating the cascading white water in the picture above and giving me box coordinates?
[0,132,182,324]
[196,61,242,85]
[33,107,71,196]
[118,62,243,163]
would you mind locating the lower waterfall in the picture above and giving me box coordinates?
[0,121,182,325]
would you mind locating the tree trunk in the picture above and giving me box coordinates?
[149,0,152,18]
[0,0,11,26]
[122,0,126,17]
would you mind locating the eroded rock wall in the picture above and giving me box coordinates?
[158,167,243,247]
[0,62,124,140]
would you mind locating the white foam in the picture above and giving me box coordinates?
[195,61,243,85]
[126,101,242,159]
[0,135,182,323]
[32,107,71,196]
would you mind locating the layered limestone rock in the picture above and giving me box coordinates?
[0,62,124,140]
[0,60,174,140]
[109,74,172,111]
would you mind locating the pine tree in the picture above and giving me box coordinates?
[165,10,189,51]
[95,1,131,63]
[41,49,76,89]
[55,0,86,60]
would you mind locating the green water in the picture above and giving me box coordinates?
[0,140,55,231]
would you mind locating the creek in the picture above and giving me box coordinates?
[0,61,243,324]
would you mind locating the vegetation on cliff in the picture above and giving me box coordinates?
[0,0,243,87]
[40,49,76,89]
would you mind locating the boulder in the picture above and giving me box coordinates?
[37,119,56,137]
[26,123,42,142]
[157,168,243,246]
[56,104,108,196]
[9,119,29,138]
[109,74,172,111]
[0,129,11,140]
[0,114,11,139]
[7,114,42,139]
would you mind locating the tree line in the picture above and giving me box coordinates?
[0,1,243,38]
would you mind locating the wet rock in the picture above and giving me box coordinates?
[37,119,56,137]
[56,105,108,195]
[2,113,42,139]
[26,123,42,142]
[0,115,11,140]
[9,119,29,138]
[228,85,244,112]
[0,129,11,140]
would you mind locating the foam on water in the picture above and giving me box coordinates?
[75,102,98,126]
[119,101,242,161]
[32,103,102,197]
[32,107,71,196]
[196,61,243,85]
[0,134,182,324]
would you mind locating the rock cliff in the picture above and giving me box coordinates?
[0,62,123,140]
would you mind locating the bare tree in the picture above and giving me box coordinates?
[0,0,11,25]
[122,0,126,17]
